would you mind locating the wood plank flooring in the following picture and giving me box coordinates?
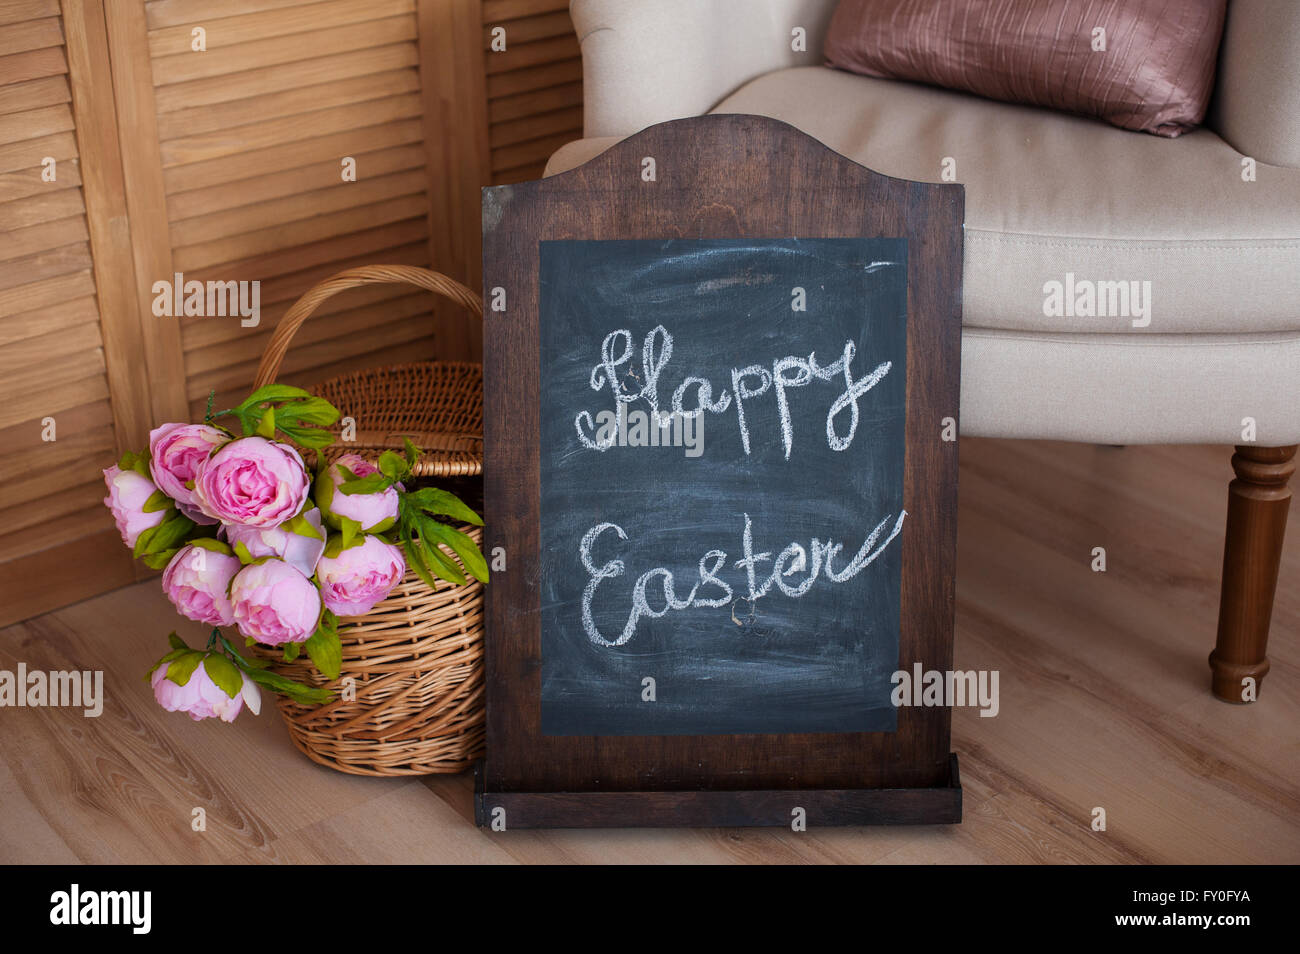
[1,438,1296,863]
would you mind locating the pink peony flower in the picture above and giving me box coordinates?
[150,658,260,723]
[316,534,406,617]
[161,544,241,626]
[148,422,226,525]
[223,507,326,579]
[192,437,309,529]
[316,453,400,533]
[230,558,321,645]
[103,464,167,548]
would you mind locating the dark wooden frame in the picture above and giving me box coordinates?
[480,114,964,828]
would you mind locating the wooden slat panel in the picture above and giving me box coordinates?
[170,168,427,247]
[186,309,436,403]
[0,292,96,345]
[182,217,428,288]
[0,353,107,428]
[183,290,433,381]
[181,268,421,352]
[0,268,93,316]
[7,437,115,506]
[165,142,425,220]
[0,311,99,366]
[488,79,580,124]
[103,0,188,427]
[150,15,416,86]
[0,526,133,626]
[0,241,90,289]
[0,14,62,56]
[484,33,578,74]
[147,0,413,56]
[0,73,70,114]
[482,0,567,20]
[153,42,418,113]
[0,162,81,202]
[0,213,87,261]
[0,101,73,142]
[489,104,582,149]
[0,498,115,561]
[173,199,425,272]
[156,67,419,140]
[145,0,310,30]
[485,55,579,99]
[161,118,422,193]
[0,44,66,83]
[0,396,113,456]
[188,331,440,421]
[490,127,580,173]
[0,185,83,228]
[0,129,77,172]
[0,0,60,28]
[482,9,570,47]
[160,91,423,166]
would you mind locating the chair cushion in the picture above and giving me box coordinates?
[692,66,1300,336]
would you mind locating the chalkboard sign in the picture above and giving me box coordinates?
[479,115,964,828]
[539,237,908,736]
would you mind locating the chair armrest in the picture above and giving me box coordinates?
[1211,0,1300,168]
[571,0,837,138]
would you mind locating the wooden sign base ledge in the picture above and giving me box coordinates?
[474,754,961,829]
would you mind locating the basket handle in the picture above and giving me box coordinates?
[253,265,484,389]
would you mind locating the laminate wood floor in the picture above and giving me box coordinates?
[2,439,1296,863]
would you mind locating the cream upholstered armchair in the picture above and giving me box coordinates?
[544,0,1298,702]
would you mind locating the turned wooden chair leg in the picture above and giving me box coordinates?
[1210,444,1297,703]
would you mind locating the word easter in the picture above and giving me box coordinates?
[575,324,891,459]
[580,509,906,647]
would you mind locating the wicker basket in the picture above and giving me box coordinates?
[250,265,486,777]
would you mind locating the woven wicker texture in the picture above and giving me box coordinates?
[252,265,486,777]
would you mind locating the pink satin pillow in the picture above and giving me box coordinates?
[824,0,1228,137]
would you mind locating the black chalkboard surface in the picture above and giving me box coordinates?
[539,237,908,735]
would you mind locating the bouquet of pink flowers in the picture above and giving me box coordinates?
[103,385,488,724]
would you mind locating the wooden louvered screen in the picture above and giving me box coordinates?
[0,0,142,621]
[0,0,584,624]
[483,0,581,184]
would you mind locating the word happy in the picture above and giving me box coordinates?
[575,324,892,458]
[580,509,906,647]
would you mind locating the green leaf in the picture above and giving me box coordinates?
[221,636,268,670]
[237,384,312,409]
[233,541,256,565]
[241,667,334,706]
[403,537,441,592]
[165,651,203,687]
[423,520,489,584]
[141,548,179,570]
[135,512,195,559]
[377,450,406,480]
[147,646,191,678]
[339,473,390,495]
[402,437,422,469]
[414,519,467,586]
[276,422,335,450]
[339,516,362,550]
[202,654,242,699]
[167,632,188,651]
[118,449,152,479]
[283,511,324,541]
[282,641,301,662]
[322,532,364,559]
[403,487,483,526]
[277,397,340,426]
[141,490,171,513]
[255,405,277,439]
[304,625,341,681]
[189,537,234,556]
